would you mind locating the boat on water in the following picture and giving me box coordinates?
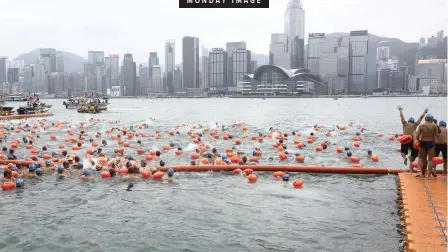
[16,106,50,115]
[333,96,339,100]
[7,94,27,101]
[0,105,14,115]
[360,95,368,99]
[63,97,109,110]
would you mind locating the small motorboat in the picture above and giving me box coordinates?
[16,106,50,115]
[77,108,102,114]
[0,106,15,116]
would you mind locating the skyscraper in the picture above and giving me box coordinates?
[225,42,246,87]
[56,51,64,73]
[182,36,200,89]
[232,49,251,88]
[0,57,7,86]
[165,41,175,93]
[201,46,209,89]
[376,41,390,61]
[209,48,227,92]
[284,0,305,69]
[85,51,105,93]
[269,33,290,69]
[348,30,369,94]
[123,53,136,96]
[139,65,148,95]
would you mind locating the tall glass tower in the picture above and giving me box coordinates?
[284,0,305,69]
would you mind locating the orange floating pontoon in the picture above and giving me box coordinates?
[0,113,53,121]
[398,173,447,252]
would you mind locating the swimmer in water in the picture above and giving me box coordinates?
[22,164,40,179]
[398,106,427,172]
[80,169,94,182]
[434,120,447,175]
[56,166,69,178]
[2,169,15,183]
[122,166,140,182]
[414,114,441,178]
[167,168,175,182]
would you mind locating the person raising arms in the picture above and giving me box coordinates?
[398,106,427,172]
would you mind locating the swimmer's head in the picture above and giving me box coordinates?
[45,160,51,166]
[155,151,161,157]
[206,152,212,158]
[356,132,360,136]
[29,164,37,171]
[140,160,147,167]
[212,148,217,154]
[57,166,64,173]
[36,168,43,176]
[408,117,415,123]
[82,169,90,176]
[439,120,446,127]
[42,146,47,151]
[128,155,134,161]
[242,156,247,163]
[77,162,84,169]
[16,178,25,188]
[178,147,183,151]
[310,132,314,136]
[137,140,141,144]
[347,151,352,157]
[367,149,372,155]
[344,147,350,151]
[425,114,434,121]
[160,160,165,167]
[252,151,257,156]
[282,173,290,182]
[7,163,13,168]
[167,168,174,177]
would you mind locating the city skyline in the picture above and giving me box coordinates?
[0,0,445,64]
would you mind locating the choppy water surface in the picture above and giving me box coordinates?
[1,97,446,251]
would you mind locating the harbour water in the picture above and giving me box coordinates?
[1,97,446,251]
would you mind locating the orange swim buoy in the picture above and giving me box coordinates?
[295,155,305,163]
[273,171,284,178]
[2,182,15,191]
[141,170,150,178]
[433,157,443,165]
[231,156,240,163]
[235,139,241,145]
[175,150,184,156]
[152,171,164,180]
[413,141,419,150]
[307,139,313,144]
[277,146,284,151]
[233,168,242,175]
[389,136,395,141]
[336,147,344,153]
[249,156,259,162]
[42,154,51,160]
[353,142,360,148]
[101,171,111,178]
[11,171,19,178]
[247,174,257,183]
[399,135,413,145]
[118,168,128,174]
[137,149,145,155]
[26,145,33,149]
[31,149,40,154]
[72,146,81,151]
[353,136,360,141]
[371,155,379,162]
[292,179,303,188]
[190,152,199,160]
[279,153,288,160]
[315,146,323,151]
[163,145,171,151]
[377,133,384,137]
[349,156,360,163]
[201,158,209,164]
[50,135,56,140]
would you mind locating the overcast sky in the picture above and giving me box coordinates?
[0,0,446,64]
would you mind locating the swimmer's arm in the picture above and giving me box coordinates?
[399,110,406,124]
[415,109,427,125]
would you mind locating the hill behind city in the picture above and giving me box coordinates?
[14,49,85,73]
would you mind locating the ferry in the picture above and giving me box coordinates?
[7,94,27,101]
[63,97,109,110]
